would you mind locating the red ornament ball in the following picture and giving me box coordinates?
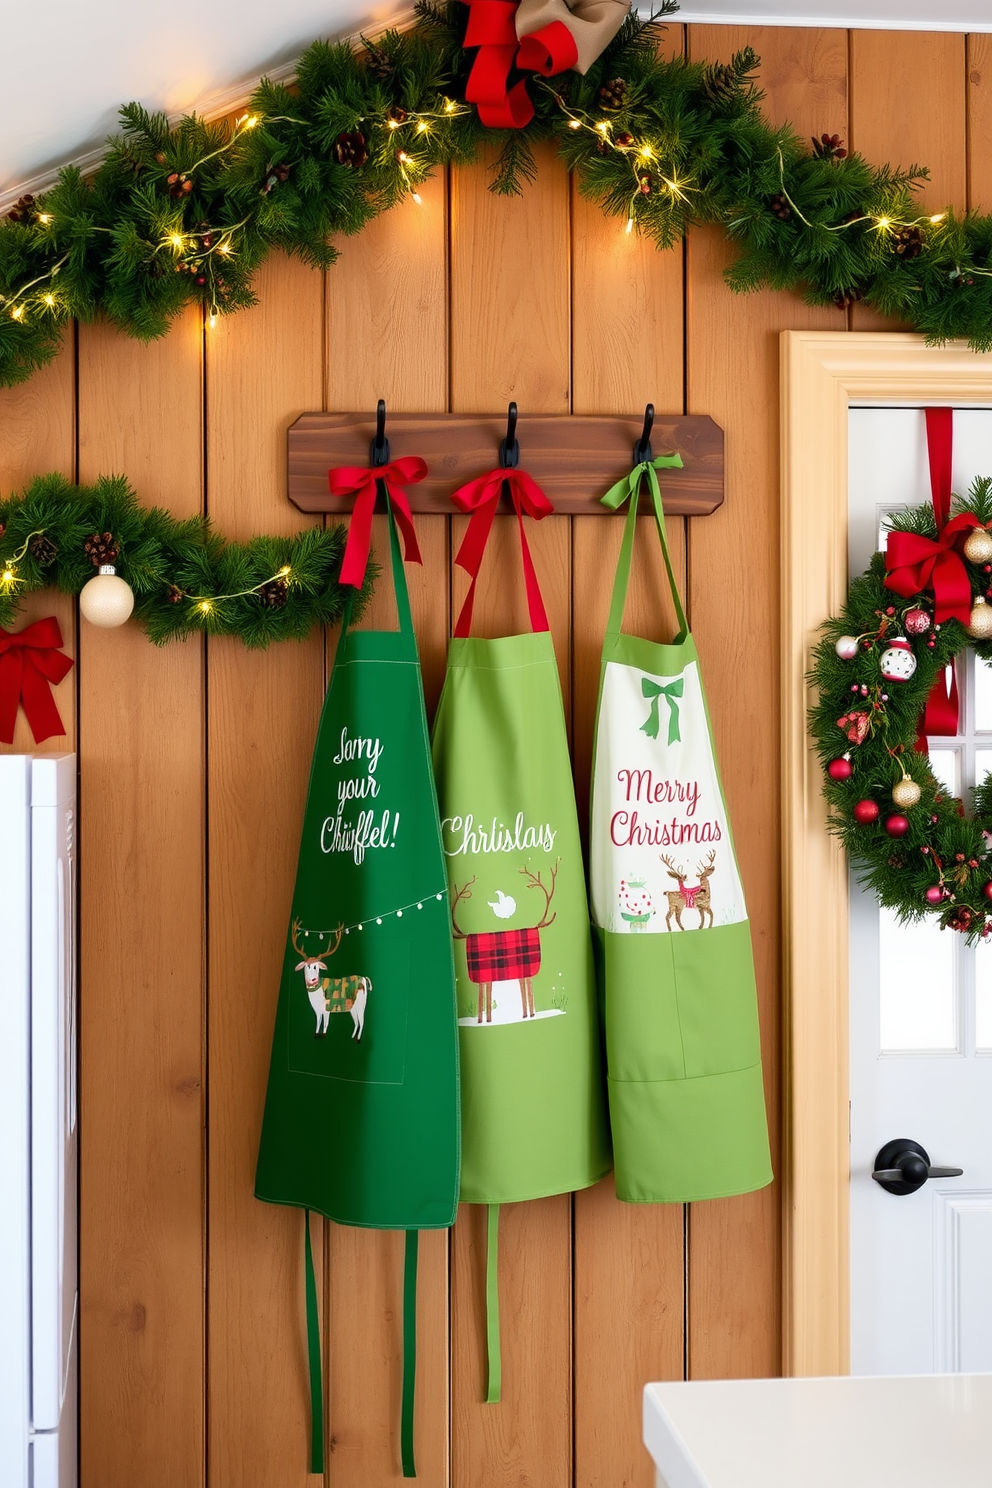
[925,886,946,905]
[904,608,930,636]
[885,813,910,837]
[983,883,992,902]
[853,800,880,824]
[828,758,853,781]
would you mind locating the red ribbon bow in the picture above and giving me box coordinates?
[883,512,977,628]
[327,456,427,588]
[0,616,74,745]
[464,0,577,128]
[451,466,554,636]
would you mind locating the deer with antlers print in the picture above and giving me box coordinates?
[291,917,371,1040]
[450,861,560,1023]
[659,850,716,930]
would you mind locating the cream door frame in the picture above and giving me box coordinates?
[781,331,992,1377]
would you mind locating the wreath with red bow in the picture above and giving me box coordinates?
[810,437,992,942]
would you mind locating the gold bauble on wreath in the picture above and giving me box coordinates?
[968,596,992,640]
[964,527,992,564]
[892,776,923,809]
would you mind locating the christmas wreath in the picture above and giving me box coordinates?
[810,472,992,943]
[3,1,992,389]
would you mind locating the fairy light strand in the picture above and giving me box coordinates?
[188,563,294,615]
[297,890,448,940]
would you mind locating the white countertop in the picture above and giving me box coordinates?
[644,1374,992,1488]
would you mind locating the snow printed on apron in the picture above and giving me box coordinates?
[255,471,460,1478]
[431,464,611,1400]
[590,456,772,1204]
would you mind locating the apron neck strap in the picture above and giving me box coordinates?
[341,490,417,641]
[602,456,687,642]
[451,468,554,639]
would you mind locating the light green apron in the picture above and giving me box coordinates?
[589,457,772,1203]
[255,507,459,1476]
[431,471,610,1400]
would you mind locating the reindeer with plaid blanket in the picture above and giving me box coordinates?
[451,861,559,1023]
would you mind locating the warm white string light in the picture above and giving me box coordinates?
[298,890,447,940]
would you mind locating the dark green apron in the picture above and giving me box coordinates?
[255,506,459,1476]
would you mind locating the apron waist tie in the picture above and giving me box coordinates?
[402,1230,419,1477]
[486,1203,502,1404]
[304,1210,325,1475]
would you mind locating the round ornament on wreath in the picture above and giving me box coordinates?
[810,475,992,942]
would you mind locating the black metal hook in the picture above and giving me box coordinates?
[499,401,520,469]
[370,398,390,467]
[633,403,655,465]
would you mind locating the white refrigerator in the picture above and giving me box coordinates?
[0,754,78,1488]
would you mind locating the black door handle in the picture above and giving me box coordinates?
[871,1138,964,1196]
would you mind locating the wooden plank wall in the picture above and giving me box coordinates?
[0,23,983,1488]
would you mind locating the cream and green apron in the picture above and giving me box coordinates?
[589,457,772,1203]
[431,465,611,1400]
[255,491,459,1477]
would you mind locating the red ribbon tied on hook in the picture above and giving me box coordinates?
[464,0,576,129]
[883,513,977,628]
[0,616,74,745]
[328,456,427,588]
[451,467,554,637]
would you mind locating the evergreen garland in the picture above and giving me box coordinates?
[3,2,992,389]
[0,473,370,646]
[809,476,992,943]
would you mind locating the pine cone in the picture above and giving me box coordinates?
[812,132,848,161]
[614,132,634,149]
[6,194,35,223]
[893,225,923,259]
[260,162,291,196]
[770,193,792,221]
[258,578,289,609]
[945,905,974,933]
[700,62,737,107]
[386,105,408,125]
[29,534,58,567]
[598,78,628,111]
[333,132,368,169]
[167,172,193,198]
[833,285,865,310]
[364,41,393,80]
[887,854,905,869]
[84,531,120,567]
[167,584,185,605]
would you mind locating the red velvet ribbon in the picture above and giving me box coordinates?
[451,467,554,637]
[0,616,73,745]
[327,456,427,588]
[464,1,577,128]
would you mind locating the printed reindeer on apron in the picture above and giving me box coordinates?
[291,917,371,1040]
[450,861,559,1023]
[660,850,716,930]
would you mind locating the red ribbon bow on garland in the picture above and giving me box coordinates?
[0,616,74,745]
[328,456,427,588]
[451,467,554,636]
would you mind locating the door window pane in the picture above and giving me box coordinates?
[975,657,992,733]
[928,747,960,799]
[879,906,958,1051]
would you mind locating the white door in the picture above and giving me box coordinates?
[849,407,992,1375]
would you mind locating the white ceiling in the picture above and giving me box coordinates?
[3,0,991,202]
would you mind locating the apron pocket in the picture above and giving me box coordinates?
[288,939,410,1086]
[603,930,684,1082]
[670,920,762,1080]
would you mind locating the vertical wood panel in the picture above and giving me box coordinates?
[323,177,451,1487]
[77,309,205,1488]
[449,143,573,1488]
[206,256,325,1487]
[570,30,688,1484]
[684,24,846,1382]
[967,35,992,211]
[850,31,966,330]
[0,342,77,753]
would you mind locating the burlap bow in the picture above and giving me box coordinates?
[516,0,631,76]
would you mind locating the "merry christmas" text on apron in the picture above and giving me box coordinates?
[610,768,722,848]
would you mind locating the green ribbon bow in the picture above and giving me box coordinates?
[641,676,683,743]
[600,451,685,513]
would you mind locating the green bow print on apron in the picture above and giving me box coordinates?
[431,464,611,1400]
[589,457,772,1204]
[255,497,459,1477]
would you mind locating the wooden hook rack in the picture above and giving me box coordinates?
[287,413,724,516]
